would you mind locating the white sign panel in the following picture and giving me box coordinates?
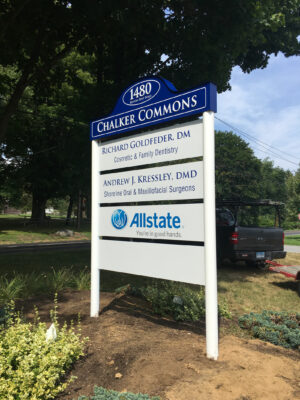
[99,240,205,285]
[91,79,218,360]
[100,204,204,242]
[100,161,203,203]
[99,120,203,171]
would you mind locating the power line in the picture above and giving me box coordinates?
[216,116,299,168]
[216,116,299,161]
[216,116,299,163]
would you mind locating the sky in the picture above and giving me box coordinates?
[216,53,300,172]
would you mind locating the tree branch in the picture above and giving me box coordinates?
[0,0,33,41]
[0,36,78,143]
[151,55,171,74]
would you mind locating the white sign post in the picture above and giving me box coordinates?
[90,78,218,360]
[203,111,218,360]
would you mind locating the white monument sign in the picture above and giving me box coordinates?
[90,77,218,360]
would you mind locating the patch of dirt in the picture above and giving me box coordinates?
[22,290,300,400]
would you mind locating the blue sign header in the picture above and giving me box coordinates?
[90,77,217,140]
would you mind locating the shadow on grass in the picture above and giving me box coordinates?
[270,280,298,294]
[218,262,261,281]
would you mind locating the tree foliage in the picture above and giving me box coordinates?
[215,130,299,227]
[1,51,94,219]
[215,131,262,200]
[1,0,300,139]
[1,1,300,220]
[285,167,300,224]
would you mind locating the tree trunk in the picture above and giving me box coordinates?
[86,194,91,220]
[66,195,74,226]
[76,190,82,230]
[31,192,47,223]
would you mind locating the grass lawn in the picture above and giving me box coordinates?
[0,248,299,319]
[0,214,25,218]
[218,255,299,316]
[285,234,300,246]
[0,216,90,244]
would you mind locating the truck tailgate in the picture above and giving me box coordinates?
[236,227,284,251]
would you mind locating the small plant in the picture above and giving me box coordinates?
[77,386,160,400]
[127,280,231,321]
[0,274,26,305]
[0,267,91,307]
[239,310,300,350]
[0,301,88,399]
[72,267,91,290]
[48,267,73,292]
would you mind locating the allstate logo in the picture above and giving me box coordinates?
[111,209,128,230]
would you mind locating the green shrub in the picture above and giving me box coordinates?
[239,310,300,350]
[0,306,9,325]
[72,267,91,290]
[77,386,160,400]
[127,280,231,321]
[0,268,91,306]
[282,220,300,230]
[0,301,88,399]
[48,267,73,292]
[0,275,26,305]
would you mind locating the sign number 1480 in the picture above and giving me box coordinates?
[130,82,152,100]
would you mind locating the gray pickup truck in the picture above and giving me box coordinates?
[216,200,286,269]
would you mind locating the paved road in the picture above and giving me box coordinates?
[0,240,91,254]
[285,230,300,236]
[284,245,300,254]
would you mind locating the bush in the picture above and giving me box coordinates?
[77,386,160,400]
[0,301,87,399]
[0,268,91,306]
[282,220,300,230]
[239,310,300,350]
[0,275,26,305]
[127,280,231,321]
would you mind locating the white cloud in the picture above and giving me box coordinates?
[217,54,300,171]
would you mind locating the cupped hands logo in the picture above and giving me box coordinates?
[111,209,128,230]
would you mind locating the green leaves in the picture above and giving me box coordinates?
[215,130,261,200]
[0,303,87,399]
[127,280,231,321]
[77,386,160,400]
[239,310,300,350]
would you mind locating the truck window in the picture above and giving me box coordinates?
[238,205,278,227]
[216,208,235,226]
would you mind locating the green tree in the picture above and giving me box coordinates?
[1,0,300,141]
[215,131,262,200]
[259,158,289,202]
[1,1,300,220]
[2,51,94,220]
[157,0,300,90]
[0,0,88,141]
[285,167,300,226]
